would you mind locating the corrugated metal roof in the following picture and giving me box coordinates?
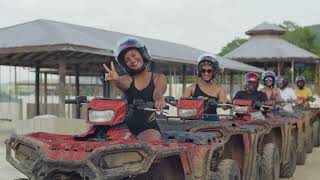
[0,19,264,72]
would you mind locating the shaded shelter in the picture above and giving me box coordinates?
[225,22,320,84]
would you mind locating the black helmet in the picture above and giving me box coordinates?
[114,37,152,75]
[275,75,289,89]
[262,71,276,86]
[197,54,220,78]
[244,72,260,92]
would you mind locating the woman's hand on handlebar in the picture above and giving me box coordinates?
[155,97,167,112]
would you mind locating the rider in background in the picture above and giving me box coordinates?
[233,72,268,104]
[275,75,302,104]
[295,75,313,107]
[182,54,229,120]
[103,37,167,141]
[233,72,270,117]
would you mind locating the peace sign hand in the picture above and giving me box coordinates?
[103,61,119,81]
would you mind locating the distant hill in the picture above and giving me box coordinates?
[307,24,320,47]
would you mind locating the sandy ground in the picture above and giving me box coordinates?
[0,121,320,180]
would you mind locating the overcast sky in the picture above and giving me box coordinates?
[0,0,320,83]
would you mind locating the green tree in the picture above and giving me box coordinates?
[278,21,319,83]
[218,38,247,56]
[279,21,319,55]
[278,20,300,31]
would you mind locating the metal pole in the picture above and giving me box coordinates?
[59,60,66,118]
[35,62,40,116]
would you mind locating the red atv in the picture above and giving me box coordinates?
[161,97,271,180]
[6,96,239,180]
[230,99,298,179]
[278,97,319,165]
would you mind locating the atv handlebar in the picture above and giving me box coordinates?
[132,99,169,111]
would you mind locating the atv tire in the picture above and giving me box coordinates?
[296,132,307,165]
[261,143,280,180]
[254,154,262,180]
[280,136,297,178]
[216,159,241,180]
[306,126,313,153]
[312,120,320,147]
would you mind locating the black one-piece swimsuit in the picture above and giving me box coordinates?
[192,84,219,114]
[124,73,161,135]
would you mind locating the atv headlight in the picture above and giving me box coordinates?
[233,105,249,114]
[88,110,115,123]
[178,108,198,118]
[11,143,37,168]
[103,152,143,168]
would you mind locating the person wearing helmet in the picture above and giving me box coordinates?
[260,71,283,105]
[276,76,302,104]
[233,72,268,108]
[103,37,167,141]
[295,75,313,107]
[181,54,229,117]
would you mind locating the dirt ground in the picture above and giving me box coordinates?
[0,121,320,180]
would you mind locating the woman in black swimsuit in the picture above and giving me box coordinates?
[182,54,229,119]
[260,71,283,103]
[103,37,167,141]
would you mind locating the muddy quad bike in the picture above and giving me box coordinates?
[292,100,320,154]
[164,97,299,180]
[6,96,238,180]
[245,100,298,179]
[220,99,296,180]
[288,96,319,161]
[160,97,271,180]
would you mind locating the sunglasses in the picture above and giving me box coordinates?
[265,77,274,81]
[201,69,213,74]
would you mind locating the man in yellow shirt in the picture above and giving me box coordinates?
[295,76,313,107]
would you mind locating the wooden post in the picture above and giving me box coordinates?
[35,62,40,116]
[230,72,234,100]
[75,64,80,97]
[59,60,66,118]
[291,61,295,85]
[169,66,173,96]
[75,64,80,118]
[103,76,107,98]
[44,72,48,114]
[182,64,186,92]
[14,66,18,98]
[240,72,244,91]
[277,61,281,75]
[107,81,111,97]
[315,62,320,94]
